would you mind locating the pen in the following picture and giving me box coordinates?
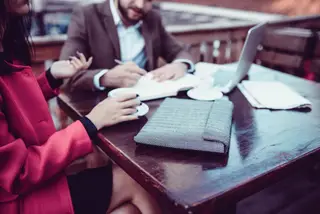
[114,59,124,65]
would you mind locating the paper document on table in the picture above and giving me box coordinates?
[130,73,201,101]
[238,81,312,110]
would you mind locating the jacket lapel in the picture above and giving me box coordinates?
[141,22,154,71]
[98,0,154,70]
[98,0,121,60]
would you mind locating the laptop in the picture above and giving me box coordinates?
[213,22,267,94]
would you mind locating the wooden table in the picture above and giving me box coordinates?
[57,65,320,214]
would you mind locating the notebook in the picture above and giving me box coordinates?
[128,73,201,101]
[238,81,312,110]
[134,98,234,154]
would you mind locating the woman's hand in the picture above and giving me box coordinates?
[50,52,93,80]
[86,93,140,130]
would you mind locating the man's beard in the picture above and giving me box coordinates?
[117,2,146,24]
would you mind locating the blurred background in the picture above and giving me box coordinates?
[31,0,320,82]
[30,0,320,36]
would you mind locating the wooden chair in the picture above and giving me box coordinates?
[186,35,245,65]
[187,26,318,79]
[309,31,320,82]
[255,27,317,77]
[310,60,320,82]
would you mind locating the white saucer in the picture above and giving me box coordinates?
[187,88,223,101]
[134,103,149,117]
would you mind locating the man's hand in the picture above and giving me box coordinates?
[50,52,92,80]
[100,62,147,88]
[149,62,188,82]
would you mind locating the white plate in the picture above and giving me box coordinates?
[133,103,149,117]
[187,88,223,101]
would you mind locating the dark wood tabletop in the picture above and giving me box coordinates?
[58,65,320,214]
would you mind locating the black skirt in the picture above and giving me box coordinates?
[67,163,113,214]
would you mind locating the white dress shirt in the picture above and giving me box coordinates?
[93,0,194,90]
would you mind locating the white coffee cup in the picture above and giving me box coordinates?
[108,88,139,99]
[108,88,149,117]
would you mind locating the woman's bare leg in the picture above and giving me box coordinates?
[107,164,161,214]
[109,203,141,214]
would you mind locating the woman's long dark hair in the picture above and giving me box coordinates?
[0,0,32,75]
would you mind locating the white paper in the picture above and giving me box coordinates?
[129,73,201,101]
[238,81,312,110]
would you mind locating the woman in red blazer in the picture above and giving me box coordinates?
[0,0,160,214]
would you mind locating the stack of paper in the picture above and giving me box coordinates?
[129,73,201,101]
[238,81,312,110]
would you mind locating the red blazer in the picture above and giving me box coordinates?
[0,62,93,214]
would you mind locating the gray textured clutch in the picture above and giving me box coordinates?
[134,98,234,154]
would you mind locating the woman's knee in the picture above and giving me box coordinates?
[113,165,140,192]
[112,165,161,213]
[108,203,141,214]
[108,165,141,209]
